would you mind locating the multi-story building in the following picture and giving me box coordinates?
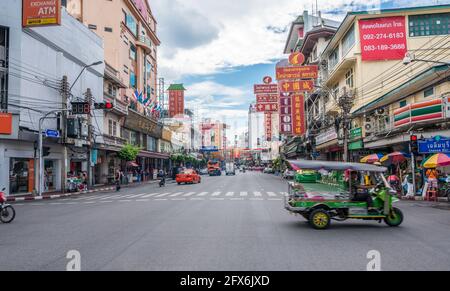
[65,0,169,182]
[0,2,104,196]
[320,4,450,162]
[247,104,265,149]
[168,84,186,118]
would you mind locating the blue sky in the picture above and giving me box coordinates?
[150,0,450,137]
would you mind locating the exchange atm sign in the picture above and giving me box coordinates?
[359,16,407,61]
[22,0,62,28]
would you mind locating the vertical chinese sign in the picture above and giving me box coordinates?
[22,0,62,28]
[254,78,278,142]
[291,94,305,136]
[279,93,292,134]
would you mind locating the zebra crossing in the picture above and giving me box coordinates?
[18,191,288,206]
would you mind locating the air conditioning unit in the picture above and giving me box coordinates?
[375,107,389,116]
[364,116,376,135]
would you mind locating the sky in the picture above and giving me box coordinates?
[150,0,450,140]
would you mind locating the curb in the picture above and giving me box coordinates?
[6,179,175,203]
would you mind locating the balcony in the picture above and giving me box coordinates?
[136,35,152,54]
[104,92,129,116]
[102,134,128,148]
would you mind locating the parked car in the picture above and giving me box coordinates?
[176,169,201,185]
[199,168,209,175]
[263,167,274,174]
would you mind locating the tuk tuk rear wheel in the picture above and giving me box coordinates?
[384,207,404,227]
[309,209,331,230]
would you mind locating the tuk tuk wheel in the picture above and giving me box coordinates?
[384,207,404,227]
[309,209,331,230]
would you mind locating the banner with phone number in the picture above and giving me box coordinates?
[359,16,407,61]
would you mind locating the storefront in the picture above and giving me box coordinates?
[348,127,364,162]
[315,127,342,161]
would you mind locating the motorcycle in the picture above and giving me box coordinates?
[0,188,16,224]
[159,177,166,187]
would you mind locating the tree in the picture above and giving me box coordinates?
[118,144,140,162]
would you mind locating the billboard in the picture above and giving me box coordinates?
[288,52,305,66]
[265,113,272,142]
[359,16,407,61]
[254,84,278,94]
[279,80,314,93]
[291,94,305,136]
[256,94,278,103]
[22,0,62,28]
[276,65,318,80]
[256,103,278,112]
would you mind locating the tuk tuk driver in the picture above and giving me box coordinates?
[349,171,376,212]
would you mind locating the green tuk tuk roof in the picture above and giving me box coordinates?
[288,160,387,173]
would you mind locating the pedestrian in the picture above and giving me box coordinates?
[115,169,122,191]
[426,167,438,191]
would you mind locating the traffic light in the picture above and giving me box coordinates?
[43,147,50,157]
[410,134,419,155]
[94,102,114,110]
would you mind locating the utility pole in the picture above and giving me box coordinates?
[61,76,69,194]
[338,87,354,162]
[85,88,93,188]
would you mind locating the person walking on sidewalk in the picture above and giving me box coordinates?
[115,169,123,191]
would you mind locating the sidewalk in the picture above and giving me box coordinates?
[6,178,175,203]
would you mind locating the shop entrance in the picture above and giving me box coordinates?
[9,158,33,195]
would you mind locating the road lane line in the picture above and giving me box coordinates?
[135,199,149,202]
[99,195,120,200]
[171,198,186,201]
[230,198,244,201]
[250,198,264,201]
[210,198,225,201]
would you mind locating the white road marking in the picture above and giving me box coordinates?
[118,200,133,203]
[182,192,196,197]
[98,195,119,200]
[141,193,158,198]
[225,192,234,197]
[230,198,244,201]
[210,198,225,201]
[250,198,264,201]
[267,192,277,197]
[171,198,186,201]
[169,192,184,197]
[135,199,150,202]
[211,192,221,196]
[190,198,205,201]
[154,198,168,201]
[154,193,170,198]
[240,191,248,197]
[197,192,208,197]
[268,198,282,201]
[253,191,262,197]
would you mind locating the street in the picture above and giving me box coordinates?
[1,171,450,271]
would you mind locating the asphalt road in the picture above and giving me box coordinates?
[1,171,450,271]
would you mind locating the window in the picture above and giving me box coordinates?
[424,87,434,98]
[409,13,450,37]
[331,83,339,98]
[130,71,136,88]
[107,83,117,97]
[124,12,138,37]
[88,24,97,30]
[130,131,139,146]
[345,68,354,88]
[130,44,137,61]
[147,136,157,152]
[328,47,339,71]
[123,65,129,74]
[105,27,113,32]
[399,100,407,108]
[108,119,117,137]
[342,24,355,56]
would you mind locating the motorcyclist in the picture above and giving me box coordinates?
[349,171,375,212]
[158,169,166,187]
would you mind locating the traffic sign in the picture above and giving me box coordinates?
[44,129,60,138]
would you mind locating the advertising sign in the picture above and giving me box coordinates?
[279,80,314,93]
[0,113,12,134]
[359,16,407,61]
[256,103,278,112]
[288,52,305,66]
[276,66,319,80]
[263,76,273,84]
[291,94,305,136]
[350,127,362,140]
[418,136,450,154]
[256,94,278,103]
[265,112,272,142]
[22,0,62,28]
[316,127,338,145]
[279,93,292,135]
[254,84,278,94]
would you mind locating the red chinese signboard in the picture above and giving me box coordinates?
[263,76,273,84]
[279,93,292,135]
[0,113,12,134]
[254,84,278,94]
[291,94,305,136]
[276,65,318,80]
[265,112,272,142]
[256,94,278,103]
[256,103,278,112]
[22,0,62,28]
[359,16,407,61]
[279,80,314,93]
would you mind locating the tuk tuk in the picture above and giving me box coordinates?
[284,160,404,230]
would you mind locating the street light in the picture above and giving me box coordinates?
[69,61,103,92]
[403,53,450,66]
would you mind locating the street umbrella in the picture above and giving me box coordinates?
[380,152,410,165]
[360,153,384,164]
[422,153,450,168]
